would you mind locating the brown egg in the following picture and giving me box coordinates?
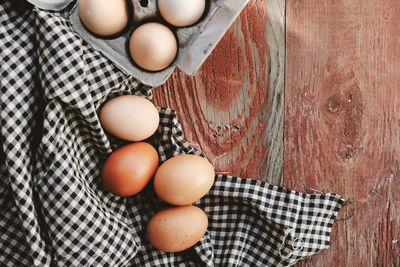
[78,0,129,37]
[100,95,159,142]
[102,142,159,197]
[147,205,208,252]
[129,23,177,71]
[153,154,215,205]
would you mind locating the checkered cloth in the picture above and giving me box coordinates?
[0,1,344,266]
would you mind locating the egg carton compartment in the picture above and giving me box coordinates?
[69,0,249,87]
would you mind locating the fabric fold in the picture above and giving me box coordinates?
[0,1,53,265]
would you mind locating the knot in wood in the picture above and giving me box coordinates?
[326,95,342,114]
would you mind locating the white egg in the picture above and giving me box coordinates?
[158,0,206,27]
[100,95,159,141]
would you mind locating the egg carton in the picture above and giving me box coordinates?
[26,0,249,87]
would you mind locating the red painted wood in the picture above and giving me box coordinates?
[285,0,400,266]
[153,0,279,181]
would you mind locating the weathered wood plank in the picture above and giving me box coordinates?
[153,0,285,185]
[285,0,400,266]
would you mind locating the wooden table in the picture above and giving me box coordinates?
[154,0,400,266]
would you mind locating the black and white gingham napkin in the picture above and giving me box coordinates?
[0,1,344,266]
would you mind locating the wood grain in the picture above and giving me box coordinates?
[153,0,285,184]
[285,0,400,266]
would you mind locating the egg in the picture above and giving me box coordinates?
[102,142,159,197]
[147,205,208,252]
[78,0,129,37]
[153,154,215,206]
[129,23,177,71]
[158,0,206,27]
[100,95,159,141]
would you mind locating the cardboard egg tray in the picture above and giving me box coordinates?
[27,0,249,87]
